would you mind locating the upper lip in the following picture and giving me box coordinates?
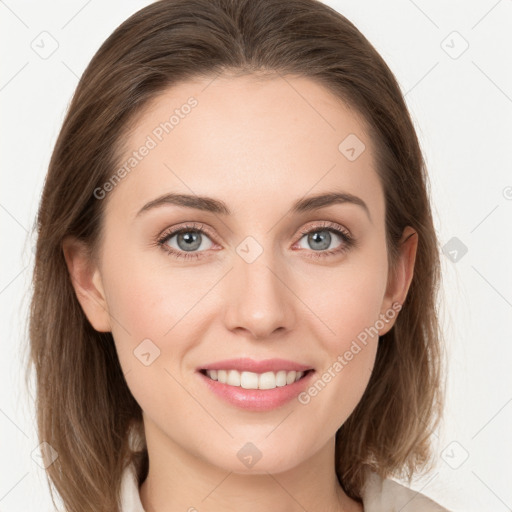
[198,358,314,373]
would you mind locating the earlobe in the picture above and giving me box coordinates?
[62,236,112,332]
[379,226,418,336]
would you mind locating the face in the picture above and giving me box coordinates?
[67,73,415,475]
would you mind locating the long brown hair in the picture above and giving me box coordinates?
[27,0,446,510]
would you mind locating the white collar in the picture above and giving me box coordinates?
[119,461,449,511]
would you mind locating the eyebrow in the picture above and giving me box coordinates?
[136,190,372,222]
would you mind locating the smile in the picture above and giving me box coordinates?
[201,369,311,390]
[197,368,315,411]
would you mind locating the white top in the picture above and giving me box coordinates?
[119,461,450,511]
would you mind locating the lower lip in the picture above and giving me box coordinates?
[197,370,315,411]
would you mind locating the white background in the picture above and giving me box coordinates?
[1,0,511,510]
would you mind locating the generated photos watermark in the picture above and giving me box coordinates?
[93,96,198,200]
[297,301,402,405]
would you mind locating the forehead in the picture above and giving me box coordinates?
[105,73,385,223]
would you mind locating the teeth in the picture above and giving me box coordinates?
[205,369,306,389]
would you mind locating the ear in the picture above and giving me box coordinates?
[378,226,418,336]
[62,236,111,332]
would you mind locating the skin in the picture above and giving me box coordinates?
[63,73,417,512]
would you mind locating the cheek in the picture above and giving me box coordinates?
[298,249,389,351]
[103,235,204,334]
[296,260,387,431]
[102,248,225,398]
[103,260,201,421]
[100,245,187,368]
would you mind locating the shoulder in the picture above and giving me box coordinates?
[361,469,451,512]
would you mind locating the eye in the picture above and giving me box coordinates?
[294,221,355,259]
[157,222,215,260]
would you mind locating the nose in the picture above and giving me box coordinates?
[222,246,296,340]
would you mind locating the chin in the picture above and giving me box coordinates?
[203,445,306,476]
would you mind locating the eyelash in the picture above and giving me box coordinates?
[156,221,356,261]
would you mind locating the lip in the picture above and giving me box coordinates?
[197,357,316,411]
[196,358,316,412]
[197,357,314,373]
[197,366,315,412]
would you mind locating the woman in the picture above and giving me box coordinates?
[28,0,449,510]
